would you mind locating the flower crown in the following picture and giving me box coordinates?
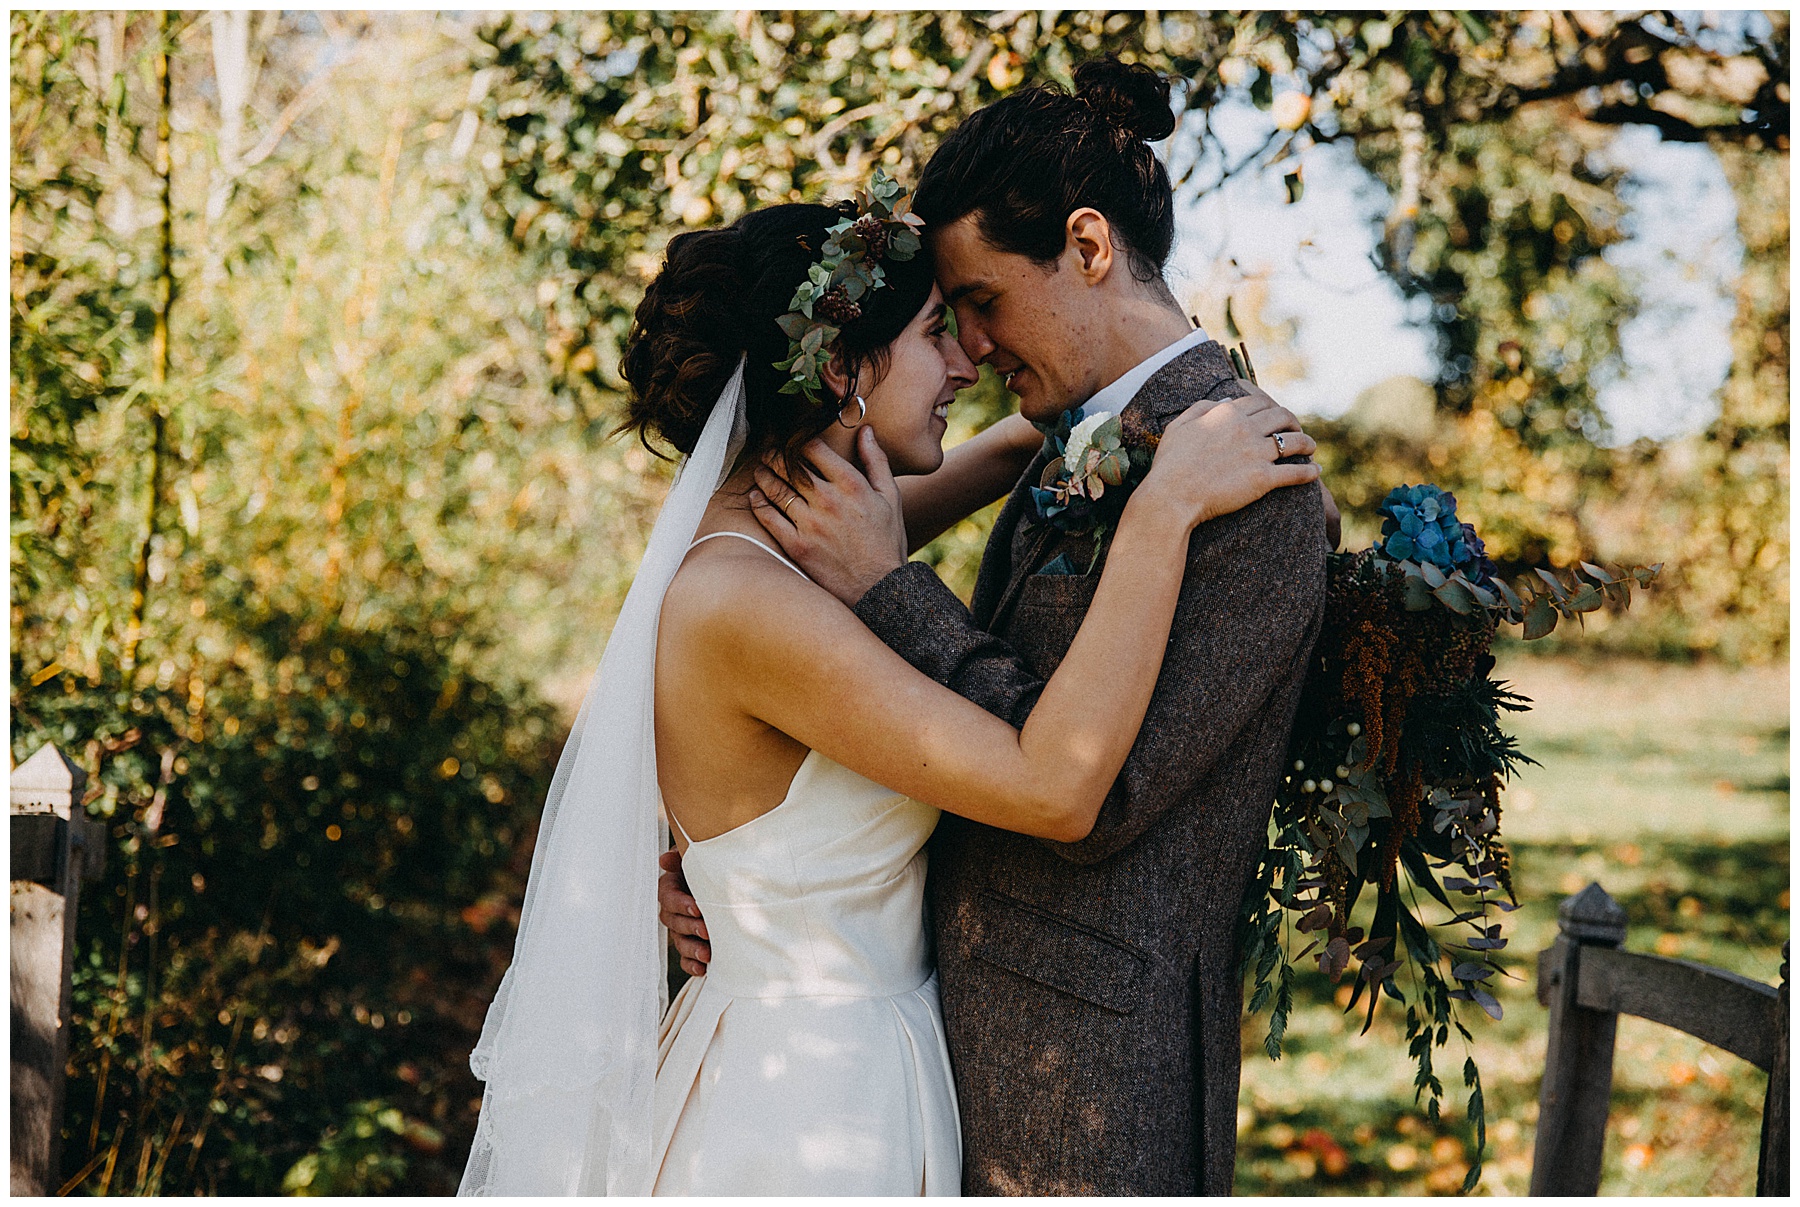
[774,170,925,407]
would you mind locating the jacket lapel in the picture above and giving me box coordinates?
[975,340,1249,632]
[971,448,1050,630]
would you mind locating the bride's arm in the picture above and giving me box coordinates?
[893,413,1041,551]
[703,403,1318,842]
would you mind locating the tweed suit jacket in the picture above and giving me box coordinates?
[852,340,1327,1195]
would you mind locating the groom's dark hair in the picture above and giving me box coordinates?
[915,57,1178,283]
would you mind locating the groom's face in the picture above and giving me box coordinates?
[931,216,1101,423]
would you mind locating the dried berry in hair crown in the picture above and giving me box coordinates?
[773,170,924,407]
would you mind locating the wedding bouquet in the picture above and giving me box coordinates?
[1238,482,1660,1191]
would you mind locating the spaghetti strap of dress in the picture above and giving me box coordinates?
[667,530,809,848]
[665,799,694,846]
[686,530,810,580]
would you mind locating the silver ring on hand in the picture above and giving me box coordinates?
[1271,432,1288,456]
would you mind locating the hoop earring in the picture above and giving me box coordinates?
[837,394,866,429]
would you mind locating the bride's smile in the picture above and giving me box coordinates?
[814,285,978,478]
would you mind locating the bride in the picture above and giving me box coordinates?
[458,182,1319,1196]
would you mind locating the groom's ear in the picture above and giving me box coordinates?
[1065,208,1116,286]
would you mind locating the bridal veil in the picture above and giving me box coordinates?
[459,359,748,1195]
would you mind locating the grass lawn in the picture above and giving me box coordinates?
[1235,654,1789,1196]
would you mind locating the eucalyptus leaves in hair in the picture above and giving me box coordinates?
[773,170,925,408]
[620,197,934,467]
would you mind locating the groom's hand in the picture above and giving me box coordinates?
[748,427,909,607]
[659,849,711,976]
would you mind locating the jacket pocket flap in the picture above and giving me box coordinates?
[969,891,1147,1016]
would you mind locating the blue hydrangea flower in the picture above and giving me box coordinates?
[1377,484,1493,581]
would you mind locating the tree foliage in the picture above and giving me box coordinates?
[474,10,1785,659]
[7,8,1788,1197]
[10,12,612,1192]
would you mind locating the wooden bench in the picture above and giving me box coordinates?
[1531,881,1788,1195]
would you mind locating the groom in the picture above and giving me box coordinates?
[664,63,1327,1194]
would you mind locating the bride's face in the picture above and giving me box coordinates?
[854,285,978,475]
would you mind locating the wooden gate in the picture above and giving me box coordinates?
[1532,881,1788,1196]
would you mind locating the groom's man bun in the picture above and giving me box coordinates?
[915,56,1177,284]
[1073,56,1177,143]
[621,203,933,460]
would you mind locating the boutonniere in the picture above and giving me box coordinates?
[1026,409,1155,566]
[1026,328,1264,567]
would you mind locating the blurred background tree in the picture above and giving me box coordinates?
[475,8,1786,660]
[11,9,1786,1196]
[13,11,595,1192]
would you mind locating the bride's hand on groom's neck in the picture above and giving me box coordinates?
[748,429,908,607]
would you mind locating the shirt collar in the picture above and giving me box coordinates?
[1079,325,1212,421]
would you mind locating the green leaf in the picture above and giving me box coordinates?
[1419,561,1447,589]
[1522,592,1558,639]
[1096,450,1129,487]
[1533,568,1570,603]
[1402,573,1435,611]
[1284,168,1304,204]
[1224,295,1242,342]
[1432,578,1476,614]
[1452,573,1496,608]
[1567,583,1604,612]
[1493,577,1524,613]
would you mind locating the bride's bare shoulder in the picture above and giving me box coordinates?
[660,533,840,649]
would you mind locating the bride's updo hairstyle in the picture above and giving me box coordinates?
[914,57,1177,284]
[621,203,936,465]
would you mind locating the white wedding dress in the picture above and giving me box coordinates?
[652,532,962,1196]
[458,368,957,1196]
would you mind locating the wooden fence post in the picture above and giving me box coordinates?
[1530,881,1628,1196]
[1757,943,1789,1196]
[11,743,106,1196]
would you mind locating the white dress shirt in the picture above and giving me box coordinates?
[1079,325,1212,420]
